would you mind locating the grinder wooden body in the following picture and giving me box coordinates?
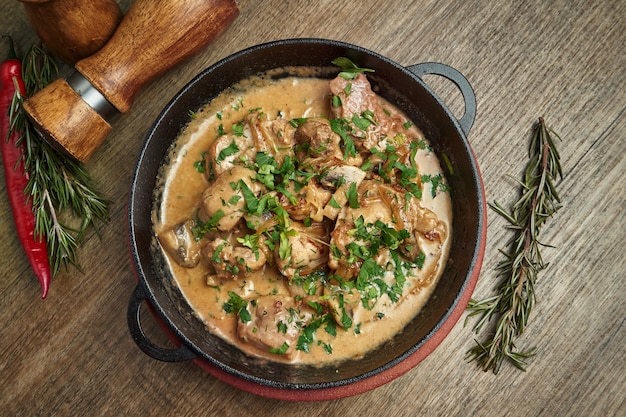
[24,0,239,162]
[20,0,123,65]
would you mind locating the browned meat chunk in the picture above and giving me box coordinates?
[204,237,268,279]
[237,295,315,359]
[202,166,262,232]
[294,118,343,163]
[328,180,395,280]
[275,221,330,280]
[207,133,256,177]
[329,73,410,153]
[247,111,296,164]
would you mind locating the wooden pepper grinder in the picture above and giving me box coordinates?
[23,0,240,162]
[20,0,123,65]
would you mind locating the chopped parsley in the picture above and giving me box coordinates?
[421,173,450,197]
[222,291,251,323]
[269,342,290,355]
[191,209,225,240]
[216,140,240,163]
[231,121,245,137]
[296,314,335,353]
[346,182,360,209]
[351,110,376,131]
[329,118,357,159]
[289,117,308,128]
[193,151,206,173]
[318,340,333,354]
[331,57,375,80]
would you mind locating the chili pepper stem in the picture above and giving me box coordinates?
[2,35,19,61]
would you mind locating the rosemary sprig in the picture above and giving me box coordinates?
[8,44,109,275]
[465,118,563,374]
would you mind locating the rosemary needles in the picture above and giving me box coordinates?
[9,44,109,276]
[465,118,563,374]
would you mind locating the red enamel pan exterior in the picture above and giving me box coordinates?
[127,38,486,401]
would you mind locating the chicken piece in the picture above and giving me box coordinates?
[203,237,267,279]
[237,295,315,359]
[207,132,256,177]
[157,220,202,268]
[202,166,262,232]
[331,179,396,227]
[275,221,330,280]
[247,112,296,164]
[327,177,445,281]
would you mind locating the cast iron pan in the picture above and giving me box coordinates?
[127,38,486,401]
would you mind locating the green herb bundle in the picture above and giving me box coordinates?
[466,118,563,373]
[9,44,109,276]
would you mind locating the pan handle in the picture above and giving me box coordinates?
[127,283,197,362]
[407,62,476,136]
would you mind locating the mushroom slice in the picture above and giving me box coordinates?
[320,165,367,220]
[158,220,201,268]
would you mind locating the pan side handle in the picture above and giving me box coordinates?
[127,283,197,362]
[408,62,476,137]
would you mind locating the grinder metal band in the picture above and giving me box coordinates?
[66,71,119,124]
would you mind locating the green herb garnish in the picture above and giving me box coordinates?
[216,140,240,163]
[223,291,251,323]
[332,57,375,80]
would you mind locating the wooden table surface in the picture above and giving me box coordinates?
[1,0,624,415]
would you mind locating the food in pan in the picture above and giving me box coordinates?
[154,61,452,364]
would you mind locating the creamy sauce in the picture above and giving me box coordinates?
[154,71,452,365]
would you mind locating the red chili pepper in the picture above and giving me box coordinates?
[1,36,51,298]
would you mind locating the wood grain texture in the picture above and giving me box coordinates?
[0,0,624,416]
[23,78,112,162]
[77,0,239,114]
